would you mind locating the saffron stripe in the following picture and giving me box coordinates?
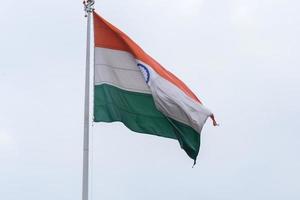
[93,12,203,104]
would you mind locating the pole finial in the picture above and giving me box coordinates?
[83,0,95,17]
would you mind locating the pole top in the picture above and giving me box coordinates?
[83,0,95,17]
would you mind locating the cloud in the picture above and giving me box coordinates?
[0,130,18,159]
[229,0,259,29]
[143,0,205,17]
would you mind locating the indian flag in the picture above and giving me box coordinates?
[93,12,216,163]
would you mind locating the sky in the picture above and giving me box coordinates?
[0,0,300,199]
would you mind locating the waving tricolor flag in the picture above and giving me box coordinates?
[93,12,217,163]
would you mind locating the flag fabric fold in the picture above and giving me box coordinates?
[93,11,214,162]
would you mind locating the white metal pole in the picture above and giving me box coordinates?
[82,1,94,200]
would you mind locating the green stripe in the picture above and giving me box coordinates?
[94,84,201,161]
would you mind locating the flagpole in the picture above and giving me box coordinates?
[82,1,94,200]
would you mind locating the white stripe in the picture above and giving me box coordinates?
[95,47,212,133]
[137,60,212,134]
[94,47,151,94]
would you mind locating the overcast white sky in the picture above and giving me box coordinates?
[1,0,300,199]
